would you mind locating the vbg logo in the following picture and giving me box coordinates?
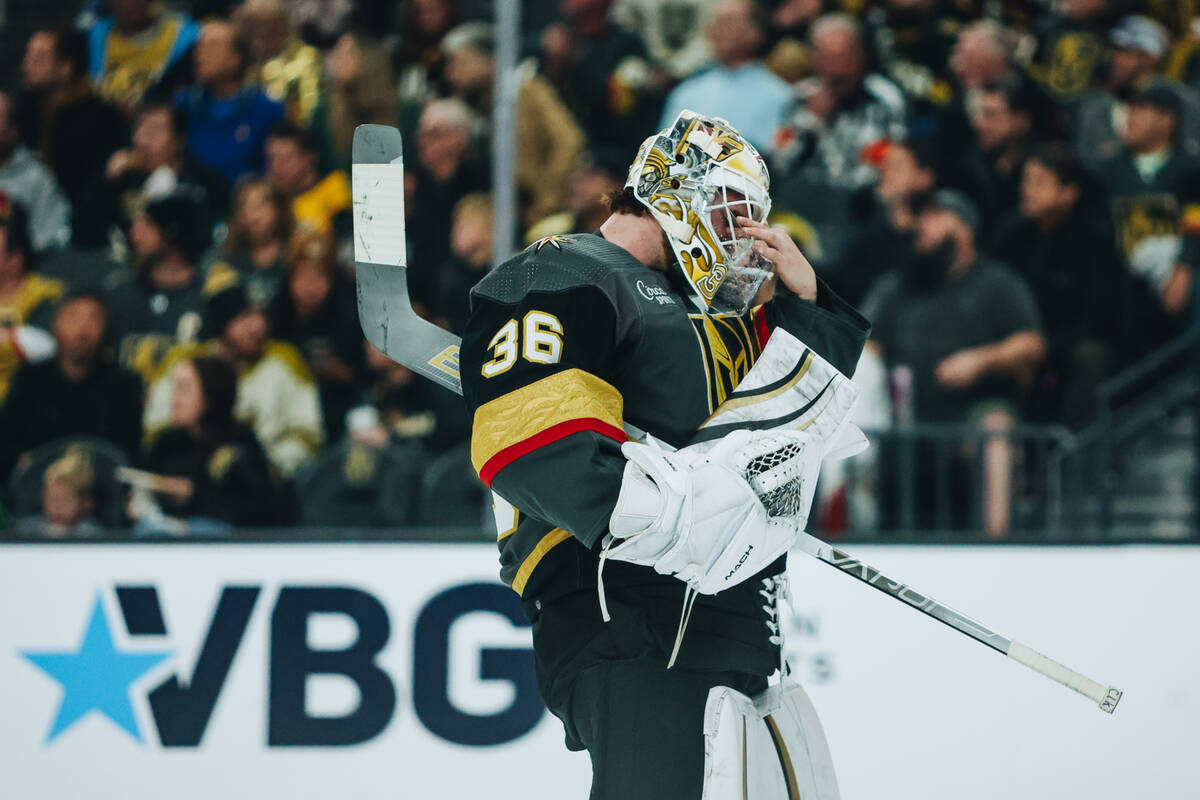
[20,583,543,747]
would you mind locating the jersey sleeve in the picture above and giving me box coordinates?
[461,280,632,549]
[751,276,872,377]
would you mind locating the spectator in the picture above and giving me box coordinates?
[176,20,285,184]
[75,100,229,248]
[0,197,63,402]
[0,89,71,254]
[12,448,103,539]
[538,0,659,156]
[1076,16,1200,162]
[990,145,1123,427]
[0,290,142,481]
[831,137,938,305]
[311,29,400,171]
[949,21,1013,95]
[144,282,324,478]
[615,0,718,81]
[87,0,200,111]
[264,122,350,236]
[361,341,468,453]
[408,98,489,298]
[395,0,458,82]
[1094,84,1200,334]
[525,146,627,243]
[105,192,208,382]
[269,230,363,440]
[948,75,1037,239]
[206,178,294,307]
[443,23,584,227]
[658,0,793,153]
[760,0,826,84]
[18,29,128,212]
[862,190,1046,536]
[868,0,962,115]
[937,21,1016,166]
[236,0,322,126]
[432,193,494,334]
[773,13,907,191]
[136,356,278,531]
[1028,0,1115,108]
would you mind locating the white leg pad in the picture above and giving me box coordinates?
[701,680,840,800]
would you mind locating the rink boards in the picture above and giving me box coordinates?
[0,542,1195,799]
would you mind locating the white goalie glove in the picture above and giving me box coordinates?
[606,429,817,595]
[606,329,866,596]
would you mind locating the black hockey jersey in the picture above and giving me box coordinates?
[461,232,869,689]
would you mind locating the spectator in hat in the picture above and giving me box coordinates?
[443,22,584,227]
[75,99,229,248]
[658,0,793,153]
[831,137,939,306]
[264,122,350,236]
[176,20,285,184]
[105,191,209,383]
[135,355,280,532]
[204,178,294,307]
[86,0,200,111]
[1076,16,1200,161]
[862,190,1046,536]
[0,89,71,254]
[1094,83,1200,338]
[18,28,128,213]
[144,281,324,478]
[990,145,1124,427]
[0,289,143,482]
[0,196,63,403]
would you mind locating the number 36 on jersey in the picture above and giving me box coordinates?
[481,311,564,377]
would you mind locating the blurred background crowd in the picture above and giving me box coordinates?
[0,0,1196,540]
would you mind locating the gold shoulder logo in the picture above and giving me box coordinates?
[532,234,576,252]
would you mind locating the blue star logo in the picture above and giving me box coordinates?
[21,594,172,744]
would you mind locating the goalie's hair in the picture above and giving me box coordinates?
[602,186,649,217]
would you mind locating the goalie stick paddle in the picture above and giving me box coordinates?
[353,124,464,395]
[792,531,1123,714]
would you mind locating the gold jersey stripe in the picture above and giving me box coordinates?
[765,714,802,800]
[471,368,624,474]
[511,528,573,595]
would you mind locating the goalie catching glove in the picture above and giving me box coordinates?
[604,327,866,597]
[606,429,821,595]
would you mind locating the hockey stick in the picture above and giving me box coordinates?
[353,124,463,395]
[792,531,1123,714]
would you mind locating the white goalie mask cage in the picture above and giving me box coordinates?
[626,110,773,316]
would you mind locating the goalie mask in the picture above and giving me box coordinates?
[627,110,773,316]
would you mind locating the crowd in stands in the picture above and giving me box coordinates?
[0,0,1197,538]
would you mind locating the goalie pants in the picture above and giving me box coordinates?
[556,657,767,800]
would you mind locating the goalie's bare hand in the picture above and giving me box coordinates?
[736,216,817,302]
